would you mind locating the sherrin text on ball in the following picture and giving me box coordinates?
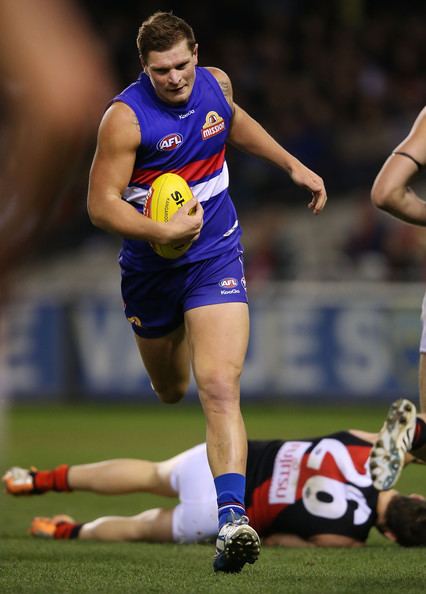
[144,172,195,259]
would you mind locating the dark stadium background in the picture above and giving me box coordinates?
[3,0,426,403]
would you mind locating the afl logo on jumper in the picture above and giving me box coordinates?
[219,277,240,295]
[219,278,238,288]
[201,111,225,140]
[157,133,183,151]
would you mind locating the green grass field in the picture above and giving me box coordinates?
[1,402,426,593]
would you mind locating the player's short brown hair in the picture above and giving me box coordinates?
[137,12,196,65]
[385,495,426,546]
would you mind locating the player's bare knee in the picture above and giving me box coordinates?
[134,508,173,542]
[151,382,187,404]
[158,390,185,404]
[198,375,240,414]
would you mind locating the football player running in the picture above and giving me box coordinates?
[4,399,426,550]
[86,10,327,572]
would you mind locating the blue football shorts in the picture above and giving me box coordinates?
[121,246,248,338]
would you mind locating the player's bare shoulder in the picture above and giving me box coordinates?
[98,101,141,151]
[206,67,234,109]
[412,106,426,133]
[399,105,426,164]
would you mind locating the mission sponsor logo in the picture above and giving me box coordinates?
[157,133,183,151]
[201,111,225,140]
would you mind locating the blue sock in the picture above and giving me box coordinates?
[214,473,246,529]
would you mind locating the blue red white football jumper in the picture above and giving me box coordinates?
[112,67,241,272]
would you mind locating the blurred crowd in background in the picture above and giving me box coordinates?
[6,0,426,287]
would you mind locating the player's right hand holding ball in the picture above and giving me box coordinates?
[167,198,204,245]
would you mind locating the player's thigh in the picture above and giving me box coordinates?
[134,323,190,387]
[185,302,249,386]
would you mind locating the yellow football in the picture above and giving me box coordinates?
[144,172,195,259]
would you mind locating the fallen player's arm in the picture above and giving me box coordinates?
[263,533,315,547]
[263,533,364,547]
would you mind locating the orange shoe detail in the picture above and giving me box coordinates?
[30,517,57,538]
[30,515,76,539]
[2,467,36,495]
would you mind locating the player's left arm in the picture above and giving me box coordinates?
[371,106,426,225]
[264,533,364,547]
[207,67,327,214]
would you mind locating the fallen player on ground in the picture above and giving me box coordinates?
[3,399,426,548]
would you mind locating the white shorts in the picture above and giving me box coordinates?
[169,443,218,543]
[420,292,426,352]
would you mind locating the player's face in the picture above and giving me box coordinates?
[144,39,198,105]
